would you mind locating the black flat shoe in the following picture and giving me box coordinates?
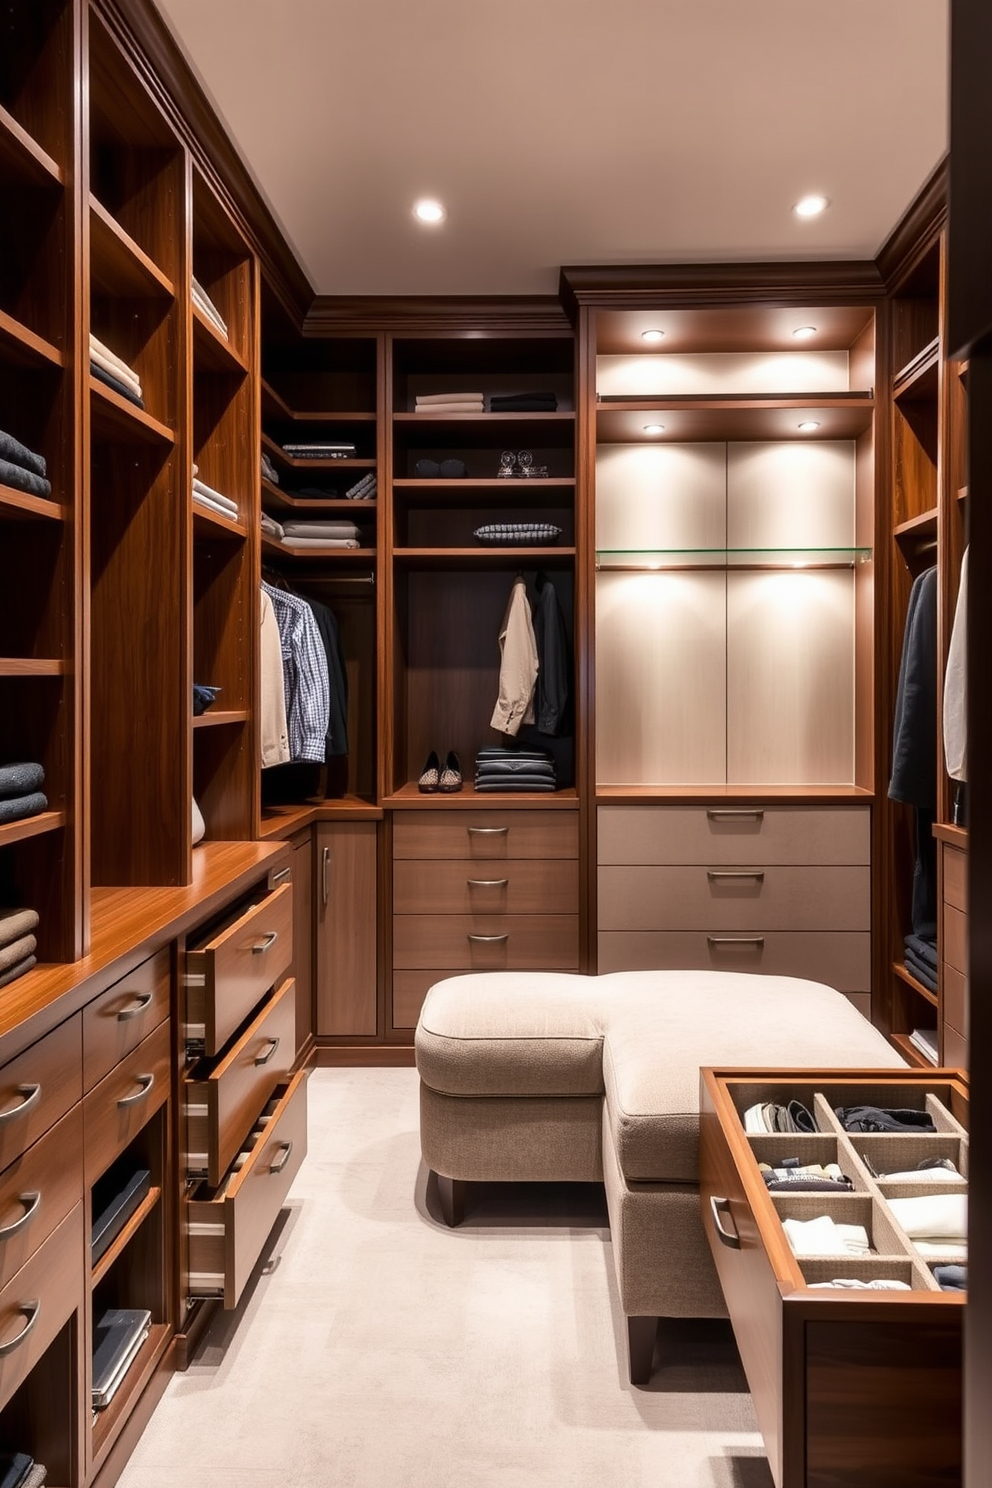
[439,751,462,792]
[418,751,441,792]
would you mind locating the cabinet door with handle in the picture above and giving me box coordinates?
[315,823,377,1036]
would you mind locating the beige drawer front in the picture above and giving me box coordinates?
[187,978,297,1187]
[391,970,468,1030]
[185,882,293,1056]
[943,845,967,912]
[187,1070,308,1309]
[598,805,870,866]
[83,1021,171,1184]
[0,1016,82,1174]
[393,811,578,861]
[0,1104,83,1295]
[83,948,170,1092]
[943,964,968,1039]
[393,915,579,971]
[943,1023,968,1070]
[598,929,871,991]
[598,864,870,932]
[394,858,579,916]
[0,1202,84,1415]
[943,904,967,978]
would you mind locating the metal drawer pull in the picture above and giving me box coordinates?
[250,931,279,955]
[710,1196,741,1250]
[255,1037,280,1067]
[322,846,330,906]
[467,826,509,835]
[707,935,765,947]
[0,1301,40,1356]
[117,992,154,1022]
[466,879,509,888]
[706,809,764,822]
[706,870,765,882]
[118,1074,155,1108]
[0,1192,41,1242]
[270,1141,293,1175]
[0,1086,41,1125]
[269,867,292,887]
[468,934,509,944]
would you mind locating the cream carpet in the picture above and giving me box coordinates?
[119,1069,772,1488]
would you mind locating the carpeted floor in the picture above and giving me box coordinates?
[118,1068,772,1487]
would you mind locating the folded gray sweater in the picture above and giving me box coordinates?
[0,763,44,800]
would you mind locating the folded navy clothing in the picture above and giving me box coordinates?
[489,393,559,411]
[474,777,556,792]
[91,361,146,410]
[476,747,553,762]
[0,457,52,499]
[0,763,44,800]
[905,933,938,970]
[904,949,938,994]
[475,759,556,778]
[934,1264,967,1292]
[0,428,46,478]
[0,1451,34,1488]
[834,1105,936,1134]
[0,792,47,826]
[287,486,340,500]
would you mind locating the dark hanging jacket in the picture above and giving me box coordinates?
[533,574,571,737]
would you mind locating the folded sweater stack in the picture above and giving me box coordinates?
[0,907,40,991]
[415,391,484,415]
[192,476,239,522]
[0,428,51,500]
[280,519,360,549]
[474,747,556,793]
[0,762,47,828]
[904,932,938,995]
[261,451,280,486]
[90,334,144,409]
[191,275,228,339]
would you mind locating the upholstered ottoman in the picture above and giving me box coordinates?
[415,969,903,1382]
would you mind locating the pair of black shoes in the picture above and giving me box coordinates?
[418,751,462,793]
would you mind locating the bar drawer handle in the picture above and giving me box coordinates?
[117,992,154,1022]
[468,934,509,944]
[0,1086,41,1125]
[269,867,292,887]
[706,870,765,882]
[270,1141,293,1175]
[706,809,764,821]
[707,935,765,947]
[0,1301,40,1356]
[255,1037,280,1067]
[710,1196,741,1250]
[251,931,279,955]
[322,846,330,906]
[467,826,509,835]
[0,1192,41,1242]
[466,879,509,888]
[118,1074,155,1108]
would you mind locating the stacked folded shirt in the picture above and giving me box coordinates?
[285,485,339,501]
[743,1099,817,1134]
[0,907,40,990]
[415,391,484,415]
[346,472,377,501]
[260,512,284,539]
[474,523,561,546]
[191,275,228,339]
[489,391,559,412]
[758,1160,853,1194]
[781,1215,872,1258]
[192,476,239,522]
[908,1027,939,1064]
[887,1193,968,1259]
[0,762,47,828]
[0,428,51,500]
[904,933,938,994]
[0,1452,45,1488]
[281,442,356,460]
[474,747,556,793]
[280,519,360,549]
[261,451,280,486]
[90,334,144,409]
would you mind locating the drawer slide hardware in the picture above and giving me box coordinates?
[270,1141,293,1175]
[710,1196,741,1250]
[0,1192,41,1241]
[0,1301,40,1355]
[117,992,154,1022]
[255,1037,280,1067]
[0,1085,41,1125]
[250,931,279,955]
[118,1073,155,1108]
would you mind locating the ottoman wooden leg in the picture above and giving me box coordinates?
[437,1174,467,1227]
[627,1316,658,1385]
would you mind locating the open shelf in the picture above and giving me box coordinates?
[0,810,66,848]
[0,657,64,675]
[596,547,871,571]
[0,308,62,368]
[192,710,248,729]
[890,1033,937,1070]
[261,379,375,425]
[261,433,375,472]
[0,100,62,186]
[262,478,374,513]
[261,535,376,562]
[384,783,579,807]
[89,377,174,447]
[0,483,63,521]
[89,196,174,299]
[192,304,248,375]
[893,961,939,1008]
[894,508,938,540]
[91,1187,162,1289]
[596,398,874,443]
[193,503,246,541]
[393,546,576,569]
[893,338,940,402]
[90,1323,171,1467]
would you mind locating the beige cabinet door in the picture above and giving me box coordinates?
[315,823,377,1036]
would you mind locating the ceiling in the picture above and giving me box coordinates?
[154,0,949,298]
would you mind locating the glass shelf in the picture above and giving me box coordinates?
[595,546,872,571]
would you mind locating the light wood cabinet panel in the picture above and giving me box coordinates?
[597,929,871,991]
[944,965,968,1039]
[943,845,967,912]
[393,914,578,971]
[393,811,577,861]
[394,858,579,916]
[598,864,869,932]
[596,443,726,552]
[944,904,967,977]
[726,441,856,551]
[0,1203,84,1417]
[185,882,294,1055]
[0,1015,82,1174]
[82,1020,171,1185]
[83,948,170,1092]
[598,805,871,866]
[316,822,377,1037]
[0,1104,82,1294]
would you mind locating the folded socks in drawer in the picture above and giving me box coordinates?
[0,792,47,826]
[0,763,44,800]
[834,1105,936,1133]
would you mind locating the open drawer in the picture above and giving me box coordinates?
[185,881,293,1056]
[186,978,297,1186]
[187,1070,308,1309]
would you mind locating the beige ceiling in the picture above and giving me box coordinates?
[154,0,949,297]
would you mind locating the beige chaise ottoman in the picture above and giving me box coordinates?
[415,969,904,1382]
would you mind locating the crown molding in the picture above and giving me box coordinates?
[559,260,885,317]
[875,157,948,291]
[304,296,572,336]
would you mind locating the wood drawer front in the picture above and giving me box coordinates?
[598,930,871,992]
[0,1104,83,1295]
[943,844,967,913]
[943,964,968,1040]
[391,970,463,1030]
[394,859,579,916]
[598,805,870,866]
[0,1016,82,1174]
[187,978,297,1188]
[598,864,869,932]
[187,1070,308,1309]
[393,812,578,862]
[943,904,967,978]
[83,948,170,1092]
[393,915,579,971]
[186,882,294,1056]
[0,1202,83,1416]
[83,1021,171,1185]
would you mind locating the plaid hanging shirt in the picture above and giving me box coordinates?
[261,581,330,763]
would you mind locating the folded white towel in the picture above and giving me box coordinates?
[192,276,229,337]
[281,522,359,540]
[192,477,238,515]
[280,536,359,548]
[89,334,140,384]
[809,1279,912,1291]
[887,1193,968,1241]
[194,492,241,524]
[781,1216,871,1258]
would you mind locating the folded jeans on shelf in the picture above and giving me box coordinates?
[0,909,39,948]
[0,458,52,500]
[0,955,37,991]
[0,428,47,479]
[0,762,44,800]
[0,792,48,826]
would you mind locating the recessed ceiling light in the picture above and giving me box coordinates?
[641,330,665,343]
[643,423,665,434]
[413,198,446,224]
[792,326,818,340]
[797,420,821,432]
[794,195,829,219]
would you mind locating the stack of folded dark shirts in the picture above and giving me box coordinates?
[0,1451,46,1488]
[489,391,559,413]
[0,907,40,990]
[0,429,52,500]
[90,334,144,409]
[474,747,556,793]
[0,762,47,828]
[904,933,938,995]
